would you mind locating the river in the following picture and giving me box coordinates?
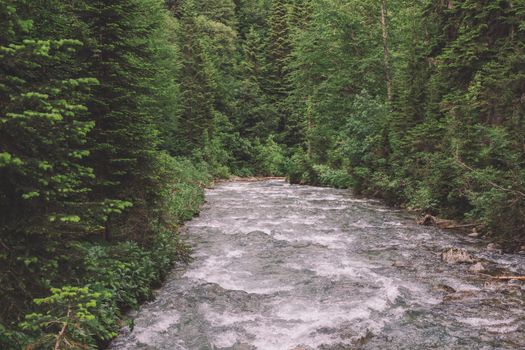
[110,179,525,350]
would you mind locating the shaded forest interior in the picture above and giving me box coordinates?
[1,0,524,348]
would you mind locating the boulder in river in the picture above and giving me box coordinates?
[507,279,524,286]
[392,260,406,268]
[436,283,456,293]
[441,247,475,264]
[418,214,436,226]
[468,228,481,238]
[469,262,485,273]
[486,243,501,252]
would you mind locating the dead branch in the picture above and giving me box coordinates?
[441,224,478,230]
[455,159,525,198]
[54,307,71,350]
[493,276,525,281]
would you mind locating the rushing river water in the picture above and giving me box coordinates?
[110,179,525,350]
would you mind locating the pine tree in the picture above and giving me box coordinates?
[173,0,216,156]
[289,0,312,31]
[197,0,237,27]
[235,0,272,39]
[264,0,301,147]
[282,0,312,149]
[236,28,277,138]
[423,0,525,229]
[0,0,101,326]
[74,0,174,240]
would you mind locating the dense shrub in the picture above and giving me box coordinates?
[0,155,209,350]
[313,165,353,189]
[254,136,288,176]
[287,150,318,185]
[20,287,118,350]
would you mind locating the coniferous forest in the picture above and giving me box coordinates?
[1,0,524,348]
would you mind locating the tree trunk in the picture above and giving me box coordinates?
[104,220,111,241]
[380,0,393,101]
[306,97,313,158]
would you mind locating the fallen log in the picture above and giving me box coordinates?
[441,223,478,230]
[493,276,525,281]
[417,214,477,230]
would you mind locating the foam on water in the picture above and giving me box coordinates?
[272,232,348,249]
[348,219,377,228]
[241,301,378,350]
[110,179,525,350]
[457,317,517,328]
[130,311,181,346]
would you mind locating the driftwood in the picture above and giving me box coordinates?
[441,223,478,230]
[417,214,477,230]
[493,276,525,281]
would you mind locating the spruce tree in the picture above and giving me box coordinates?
[0,0,101,325]
[236,28,277,139]
[75,0,170,240]
[173,0,216,156]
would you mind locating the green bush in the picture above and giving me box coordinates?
[156,154,210,225]
[287,150,318,185]
[465,168,525,240]
[0,324,28,350]
[80,242,157,309]
[313,164,353,189]
[406,185,439,212]
[1,154,210,349]
[254,136,288,176]
[20,286,118,350]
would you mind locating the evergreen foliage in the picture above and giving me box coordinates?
[285,0,525,243]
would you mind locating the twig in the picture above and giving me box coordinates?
[455,159,525,198]
[0,238,9,250]
[54,307,70,350]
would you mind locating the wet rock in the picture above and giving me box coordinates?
[468,228,481,238]
[469,262,485,273]
[418,214,436,226]
[507,279,524,286]
[484,280,501,289]
[436,284,456,293]
[392,260,406,268]
[486,243,502,253]
[519,245,525,254]
[443,290,477,302]
[441,247,475,264]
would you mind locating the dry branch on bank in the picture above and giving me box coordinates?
[493,276,525,281]
[417,214,477,230]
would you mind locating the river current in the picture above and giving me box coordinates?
[110,179,524,350]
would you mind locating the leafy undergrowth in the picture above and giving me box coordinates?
[0,156,212,350]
